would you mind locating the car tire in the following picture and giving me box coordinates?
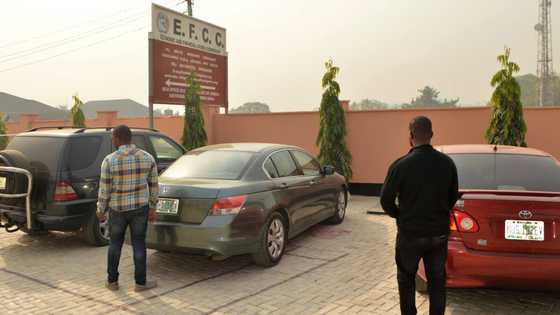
[252,212,287,267]
[415,274,428,294]
[327,189,347,224]
[83,211,110,246]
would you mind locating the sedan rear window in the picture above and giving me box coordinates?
[161,150,254,180]
[450,153,560,192]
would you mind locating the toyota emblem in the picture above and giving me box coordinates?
[518,210,533,220]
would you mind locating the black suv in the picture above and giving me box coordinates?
[0,127,185,245]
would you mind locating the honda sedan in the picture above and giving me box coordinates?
[417,144,560,291]
[145,143,348,266]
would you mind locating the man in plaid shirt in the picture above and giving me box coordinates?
[97,125,159,292]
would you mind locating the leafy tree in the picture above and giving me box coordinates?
[350,99,389,111]
[71,95,86,128]
[316,59,352,180]
[0,113,7,150]
[402,86,459,108]
[163,109,174,116]
[182,73,207,151]
[230,102,271,113]
[486,47,527,147]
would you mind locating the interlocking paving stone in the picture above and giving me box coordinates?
[0,196,558,314]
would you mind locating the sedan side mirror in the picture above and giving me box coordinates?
[322,165,336,176]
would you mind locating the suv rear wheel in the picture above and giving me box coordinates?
[83,211,109,246]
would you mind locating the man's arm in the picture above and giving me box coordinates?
[448,160,460,209]
[147,158,159,211]
[380,161,401,218]
[97,158,111,214]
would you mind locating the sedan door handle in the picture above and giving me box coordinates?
[308,180,317,186]
[279,182,289,189]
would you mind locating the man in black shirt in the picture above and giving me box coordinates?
[381,116,459,315]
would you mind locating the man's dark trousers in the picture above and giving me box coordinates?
[396,232,448,315]
[107,206,149,285]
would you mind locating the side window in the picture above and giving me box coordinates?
[131,135,150,152]
[270,151,303,177]
[149,136,184,160]
[291,151,321,176]
[264,158,279,178]
[68,136,103,171]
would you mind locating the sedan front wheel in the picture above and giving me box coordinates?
[327,190,347,224]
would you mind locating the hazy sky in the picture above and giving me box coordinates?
[0,0,558,112]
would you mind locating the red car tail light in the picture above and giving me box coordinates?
[210,195,247,216]
[54,181,79,202]
[451,210,479,233]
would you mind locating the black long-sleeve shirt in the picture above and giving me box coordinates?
[380,144,459,237]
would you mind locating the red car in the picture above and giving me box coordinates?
[416,144,560,291]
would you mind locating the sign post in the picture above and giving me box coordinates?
[148,3,228,128]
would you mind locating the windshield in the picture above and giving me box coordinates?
[161,150,254,180]
[7,136,66,175]
[450,153,560,192]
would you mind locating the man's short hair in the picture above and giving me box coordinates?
[113,125,132,143]
[409,116,433,142]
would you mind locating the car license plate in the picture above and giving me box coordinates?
[157,198,179,215]
[505,220,544,241]
[0,177,6,190]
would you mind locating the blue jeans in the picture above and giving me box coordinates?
[107,206,149,285]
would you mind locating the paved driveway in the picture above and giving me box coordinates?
[0,196,558,314]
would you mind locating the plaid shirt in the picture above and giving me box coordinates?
[97,144,158,213]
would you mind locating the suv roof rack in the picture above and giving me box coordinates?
[74,127,160,133]
[27,126,85,132]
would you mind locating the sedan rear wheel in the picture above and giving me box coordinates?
[252,212,287,267]
[267,217,285,260]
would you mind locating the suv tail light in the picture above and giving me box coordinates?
[54,181,79,202]
[450,210,479,233]
[210,195,247,216]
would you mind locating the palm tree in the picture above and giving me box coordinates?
[71,95,86,128]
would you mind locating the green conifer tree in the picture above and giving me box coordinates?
[316,60,353,180]
[182,73,207,151]
[486,48,527,147]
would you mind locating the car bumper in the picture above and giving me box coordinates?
[0,199,95,230]
[419,240,560,290]
[145,215,261,258]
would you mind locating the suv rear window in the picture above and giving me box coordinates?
[161,150,254,180]
[6,136,66,175]
[450,153,560,192]
[66,136,103,171]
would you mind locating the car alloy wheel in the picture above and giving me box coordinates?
[98,217,110,241]
[267,217,285,259]
[337,191,346,218]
